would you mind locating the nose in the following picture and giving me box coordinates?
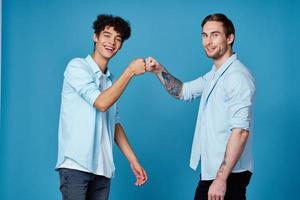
[107,37,115,46]
[204,36,212,46]
[109,37,115,45]
[205,36,211,44]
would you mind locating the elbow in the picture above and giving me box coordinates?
[232,128,250,141]
[238,129,250,142]
[99,106,108,112]
[94,101,109,112]
[241,130,250,140]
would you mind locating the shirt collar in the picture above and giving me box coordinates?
[85,55,111,79]
[212,53,237,77]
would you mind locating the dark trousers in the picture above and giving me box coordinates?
[58,168,111,200]
[194,171,252,200]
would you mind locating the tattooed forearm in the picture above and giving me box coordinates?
[161,71,183,98]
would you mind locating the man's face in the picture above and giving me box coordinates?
[202,21,233,60]
[94,26,123,59]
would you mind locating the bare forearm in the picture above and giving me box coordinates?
[157,68,183,99]
[215,129,249,181]
[94,67,134,112]
[114,123,138,163]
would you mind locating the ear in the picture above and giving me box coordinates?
[227,33,234,46]
[93,33,99,43]
[118,43,123,51]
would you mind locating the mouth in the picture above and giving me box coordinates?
[206,46,216,53]
[104,45,115,53]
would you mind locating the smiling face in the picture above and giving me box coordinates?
[93,26,123,60]
[202,21,234,64]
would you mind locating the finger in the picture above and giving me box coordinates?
[208,193,212,200]
[136,178,143,186]
[146,56,153,62]
[146,57,155,64]
[135,175,142,186]
[213,195,218,200]
[208,193,215,200]
[145,57,150,65]
[145,66,151,71]
[142,168,148,181]
[145,59,152,67]
[138,177,146,185]
[146,62,156,68]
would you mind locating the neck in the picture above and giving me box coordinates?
[92,52,109,73]
[214,49,233,69]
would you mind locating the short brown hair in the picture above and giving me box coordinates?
[201,13,235,46]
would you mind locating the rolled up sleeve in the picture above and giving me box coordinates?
[224,72,255,131]
[180,76,207,101]
[64,59,101,106]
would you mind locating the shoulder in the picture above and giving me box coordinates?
[64,57,91,77]
[223,60,255,90]
[66,58,89,70]
[226,60,254,81]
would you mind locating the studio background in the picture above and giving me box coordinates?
[1,0,299,199]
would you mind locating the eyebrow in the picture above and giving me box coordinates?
[103,31,112,35]
[211,31,221,34]
[202,31,221,35]
[103,31,122,38]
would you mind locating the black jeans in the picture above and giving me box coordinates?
[59,168,111,200]
[194,171,252,200]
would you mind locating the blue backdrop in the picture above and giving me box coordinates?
[1,0,299,199]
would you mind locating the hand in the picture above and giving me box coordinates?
[145,57,163,74]
[130,161,148,186]
[208,178,227,200]
[128,59,146,75]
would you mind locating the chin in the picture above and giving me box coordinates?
[103,52,115,59]
[205,52,216,58]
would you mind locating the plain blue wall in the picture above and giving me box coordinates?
[1,0,299,199]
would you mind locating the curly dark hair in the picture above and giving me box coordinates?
[93,14,131,42]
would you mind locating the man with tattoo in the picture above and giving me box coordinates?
[146,13,255,200]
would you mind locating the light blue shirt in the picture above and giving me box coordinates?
[55,55,120,178]
[181,54,255,180]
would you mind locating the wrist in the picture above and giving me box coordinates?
[155,67,165,76]
[128,156,138,165]
[125,66,135,78]
[215,172,228,182]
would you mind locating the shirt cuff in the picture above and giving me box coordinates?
[229,118,251,131]
[85,90,101,107]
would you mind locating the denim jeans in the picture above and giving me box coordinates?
[58,168,111,200]
[194,171,252,200]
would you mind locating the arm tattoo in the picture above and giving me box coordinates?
[161,71,183,98]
